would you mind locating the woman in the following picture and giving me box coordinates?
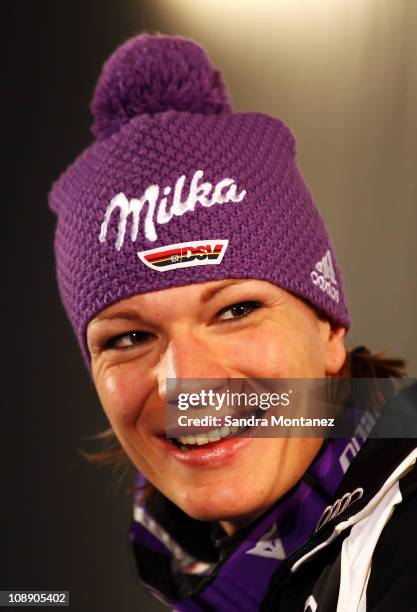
[49,34,416,611]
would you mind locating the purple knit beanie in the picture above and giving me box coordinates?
[49,33,350,362]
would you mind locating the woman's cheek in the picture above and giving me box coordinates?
[96,364,151,427]
[219,327,301,377]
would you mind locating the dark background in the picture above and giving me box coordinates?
[8,2,165,610]
[6,1,416,611]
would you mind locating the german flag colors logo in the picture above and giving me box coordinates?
[137,240,229,272]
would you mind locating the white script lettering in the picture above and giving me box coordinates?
[99,170,246,250]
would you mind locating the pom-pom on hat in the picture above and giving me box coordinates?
[91,34,232,140]
[49,33,350,363]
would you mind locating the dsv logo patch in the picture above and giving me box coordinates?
[138,240,228,272]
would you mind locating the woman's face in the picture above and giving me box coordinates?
[87,279,346,533]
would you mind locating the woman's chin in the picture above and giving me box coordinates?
[172,484,269,524]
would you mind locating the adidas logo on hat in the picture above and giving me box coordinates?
[311,250,340,303]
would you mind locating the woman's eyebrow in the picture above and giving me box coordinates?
[199,280,247,304]
[90,309,144,325]
[91,280,250,324]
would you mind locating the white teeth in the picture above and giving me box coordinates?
[208,429,221,441]
[177,424,241,447]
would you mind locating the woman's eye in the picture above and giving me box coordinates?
[106,331,153,350]
[218,301,261,322]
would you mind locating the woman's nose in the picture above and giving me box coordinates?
[156,334,231,401]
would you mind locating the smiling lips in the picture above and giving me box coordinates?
[168,406,263,451]
[175,424,241,449]
[161,432,253,468]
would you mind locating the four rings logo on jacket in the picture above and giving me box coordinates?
[138,240,229,272]
[314,487,364,532]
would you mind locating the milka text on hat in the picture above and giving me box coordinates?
[99,169,246,249]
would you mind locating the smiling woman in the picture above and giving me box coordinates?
[87,280,345,533]
[49,34,415,612]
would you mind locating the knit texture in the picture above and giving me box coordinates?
[49,34,350,362]
[91,34,232,140]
